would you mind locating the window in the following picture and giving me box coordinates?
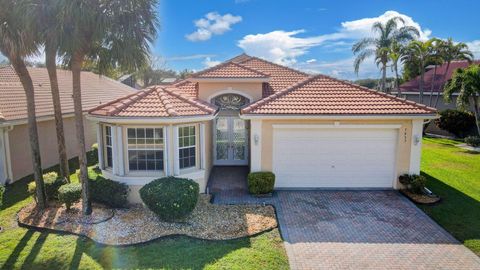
[127,128,164,171]
[104,126,113,168]
[178,126,196,169]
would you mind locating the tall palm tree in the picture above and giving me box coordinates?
[353,16,419,92]
[28,0,70,181]
[402,39,436,103]
[58,0,158,215]
[388,41,403,95]
[444,65,480,135]
[433,38,473,107]
[0,0,47,208]
[424,38,444,107]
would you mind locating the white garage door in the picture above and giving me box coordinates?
[273,127,398,188]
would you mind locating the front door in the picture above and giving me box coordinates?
[214,116,248,165]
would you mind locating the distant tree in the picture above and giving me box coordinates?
[444,65,480,135]
[178,69,194,79]
[135,64,178,87]
[353,16,419,92]
[388,41,404,95]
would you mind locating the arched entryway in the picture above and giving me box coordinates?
[211,93,249,166]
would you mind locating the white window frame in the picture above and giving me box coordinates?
[177,124,198,172]
[125,126,166,174]
[103,125,113,169]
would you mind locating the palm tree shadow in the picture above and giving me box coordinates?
[1,230,35,270]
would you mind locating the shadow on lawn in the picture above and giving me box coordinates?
[420,172,480,247]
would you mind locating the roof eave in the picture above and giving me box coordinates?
[240,113,439,120]
[86,112,218,124]
[188,77,270,83]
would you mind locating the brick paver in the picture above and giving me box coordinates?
[208,167,480,269]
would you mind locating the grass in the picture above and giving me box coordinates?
[0,170,288,269]
[419,137,480,255]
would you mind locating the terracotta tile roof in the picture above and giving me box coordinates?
[171,80,198,98]
[190,62,269,79]
[0,66,136,122]
[242,75,437,115]
[399,60,480,92]
[89,86,217,117]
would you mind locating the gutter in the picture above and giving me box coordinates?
[239,114,440,120]
[86,113,218,124]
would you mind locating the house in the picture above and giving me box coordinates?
[118,74,142,89]
[87,54,437,203]
[0,66,136,184]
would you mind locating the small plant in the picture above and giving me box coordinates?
[140,177,199,222]
[247,172,275,195]
[464,136,480,147]
[58,183,82,211]
[435,109,476,137]
[27,182,37,201]
[27,172,67,201]
[399,174,427,194]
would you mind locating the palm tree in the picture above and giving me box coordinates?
[444,65,480,135]
[353,16,419,92]
[388,41,403,95]
[29,0,70,181]
[0,0,47,208]
[427,38,444,107]
[402,39,436,103]
[58,0,158,215]
[433,38,473,108]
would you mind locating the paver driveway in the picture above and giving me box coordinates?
[208,167,480,270]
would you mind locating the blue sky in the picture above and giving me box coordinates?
[153,0,480,79]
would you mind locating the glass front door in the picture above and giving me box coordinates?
[214,116,248,165]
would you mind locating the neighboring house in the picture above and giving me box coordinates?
[118,74,142,89]
[0,66,136,184]
[88,54,437,203]
[395,60,479,135]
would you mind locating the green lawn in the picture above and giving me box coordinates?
[0,173,288,269]
[420,137,480,255]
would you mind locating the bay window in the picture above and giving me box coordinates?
[127,127,164,171]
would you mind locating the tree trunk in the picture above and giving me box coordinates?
[45,42,70,181]
[394,62,401,96]
[429,65,437,107]
[10,58,47,209]
[472,96,480,136]
[434,61,451,108]
[71,52,91,215]
[381,62,387,92]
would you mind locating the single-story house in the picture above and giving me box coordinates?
[87,54,437,203]
[0,66,136,184]
[395,60,478,135]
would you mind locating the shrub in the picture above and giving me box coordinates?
[27,182,37,199]
[0,185,5,208]
[89,177,129,208]
[399,174,427,194]
[27,172,67,201]
[435,109,476,137]
[58,183,82,211]
[139,177,199,222]
[247,172,275,195]
[87,144,99,166]
[465,136,480,147]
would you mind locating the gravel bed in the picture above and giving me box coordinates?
[18,194,277,245]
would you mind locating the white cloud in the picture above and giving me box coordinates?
[203,57,221,68]
[186,12,242,42]
[237,10,431,73]
[295,57,386,80]
[306,59,317,63]
[466,40,480,59]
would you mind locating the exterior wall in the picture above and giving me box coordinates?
[259,119,416,189]
[8,116,96,182]
[197,82,263,103]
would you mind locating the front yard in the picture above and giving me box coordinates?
[0,174,288,270]
[420,137,480,255]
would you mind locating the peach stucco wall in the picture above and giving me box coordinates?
[259,119,414,187]
[197,82,263,103]
[8,116,96,181]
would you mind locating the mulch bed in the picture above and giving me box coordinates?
[400,189,441,205]
[17,194,277,246]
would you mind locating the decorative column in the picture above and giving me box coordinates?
[110,125,118,175]
[409,119,423,174]
[250,119,262,172]
[199,123,206,170]
[116,126,125,176]
[96,123,104,170]
[173,126,180,175]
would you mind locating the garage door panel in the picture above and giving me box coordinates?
[273,128,397,188]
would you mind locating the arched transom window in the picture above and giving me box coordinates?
[212,94,249,111]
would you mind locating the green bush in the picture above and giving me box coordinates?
[27,172,67,201]
[58,183,82,211]
[435,109,476,137]
[399,174,427,194]
[247,172,275,195]
[87,144,99,166]
[139,177,199,222]
[0,185,5,208]
[465,136,480,147]
[89,176,129,208]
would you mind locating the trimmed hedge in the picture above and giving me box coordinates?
[435,109,476,137]
[90,176,129,208]
[399,174,427,194]
[58,183,82,211]
[465,136,480,147]
[248,172,275,195]
[26,172,67,201]
[139,177,199,222]
[0,184,4,208]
